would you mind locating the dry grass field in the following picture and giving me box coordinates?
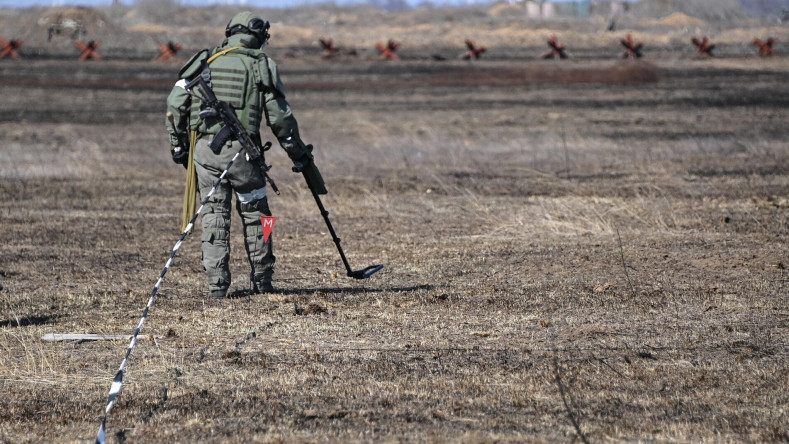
[1,3,789,443]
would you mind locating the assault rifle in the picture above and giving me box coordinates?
[185,70,279,194]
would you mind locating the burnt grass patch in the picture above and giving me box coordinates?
[1,53,788,443]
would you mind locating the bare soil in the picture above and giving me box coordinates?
[1,6,788,443]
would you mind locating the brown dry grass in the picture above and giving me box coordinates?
[1,18,788,444]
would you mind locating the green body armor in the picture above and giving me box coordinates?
[188,50,258,135]
[175,39,287,135]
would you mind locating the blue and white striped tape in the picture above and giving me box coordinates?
[96,152,241,444]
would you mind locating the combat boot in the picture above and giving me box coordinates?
[250,270,274,294]
[252,280,274,294]
[251,277,274,294]
[208,289,228,299]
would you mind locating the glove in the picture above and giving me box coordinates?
[291,145,314,173]
[168,130,189,150]
[291,154,311,173]
[171,148,189,169]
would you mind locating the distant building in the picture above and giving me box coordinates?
[609,1,629,18]
[525,1,539,17]
[524,1,631,19]
[510,0,642,18]
[525,1,558,18]
[740,0,789,17]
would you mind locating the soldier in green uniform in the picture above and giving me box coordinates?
[165,11,314,299]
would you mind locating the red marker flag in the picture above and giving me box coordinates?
[260,216,277,242]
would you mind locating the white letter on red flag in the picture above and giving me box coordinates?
[260,216,277,242]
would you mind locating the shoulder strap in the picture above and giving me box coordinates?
[207,46,244,64]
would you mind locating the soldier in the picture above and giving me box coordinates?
[165,11,314,299]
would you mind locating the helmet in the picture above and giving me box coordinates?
[225,11,270,46]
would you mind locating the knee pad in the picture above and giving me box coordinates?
[201,210,230,243]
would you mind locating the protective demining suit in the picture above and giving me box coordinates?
[165,11,314,298]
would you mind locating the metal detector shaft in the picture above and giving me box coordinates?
[305,174,383,279]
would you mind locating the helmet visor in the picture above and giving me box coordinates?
[226,17,270,45]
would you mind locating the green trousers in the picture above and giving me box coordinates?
[194,136,275,292]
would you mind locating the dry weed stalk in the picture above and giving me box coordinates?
[616,229,637,298]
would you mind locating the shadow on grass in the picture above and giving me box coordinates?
[227,284,436,299]
[0,315,56,328]
[281,283,436,296]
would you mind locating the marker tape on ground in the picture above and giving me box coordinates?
[95,152,241,444]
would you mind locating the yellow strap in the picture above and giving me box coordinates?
[180,130,199,233]
[207,46,243,64]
